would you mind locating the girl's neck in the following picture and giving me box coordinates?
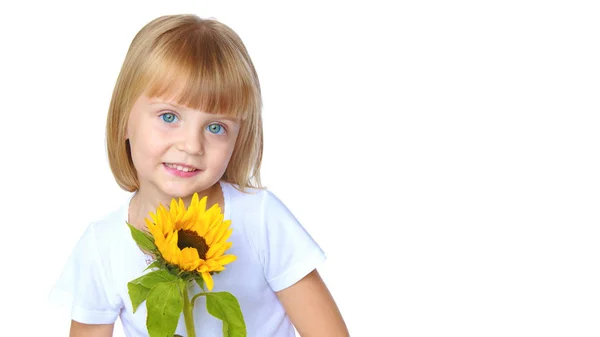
[128,182,224,231]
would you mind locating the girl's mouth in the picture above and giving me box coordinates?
[163,163,201,177]
[164,163,198,172]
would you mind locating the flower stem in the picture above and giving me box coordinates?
[182,282,196,337]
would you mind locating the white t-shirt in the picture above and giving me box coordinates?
[49,181,326,336]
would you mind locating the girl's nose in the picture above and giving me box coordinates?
[177,128,204,155]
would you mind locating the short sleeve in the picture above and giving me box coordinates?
[260,191,326,292]
[48,223,121,324]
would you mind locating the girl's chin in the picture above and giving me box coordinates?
[157,182,217,198]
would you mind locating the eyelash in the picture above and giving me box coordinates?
[158,112,227,135]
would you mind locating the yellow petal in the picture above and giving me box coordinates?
[150,212,158,224]
[207,263,225,272]
[206,241,232,259]
[182,197,202,231]
[179,247,201,271]
[157,205,173,234]
[169,199,178,219]
[180,212,196,231]
[208,212,225,230]
[176,198,186,222]
[205,259,219,268]
[145,218,160,237]
[215,254,237,266]
[161,231,180,265]
[186,194,201,217]
[215,228,233,245]
[206,203,222,219]
[191,193,200,207]
[214,265,225,272]
[202,210,224,239]
[205,242,222,260]
[203,259,226,272]
[203,221,223,245]
[198,263,208,273]
[206,220,228,245]
[194,216,212,238]
[201,271,214,291]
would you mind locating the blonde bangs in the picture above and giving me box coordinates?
[141,24,259,120]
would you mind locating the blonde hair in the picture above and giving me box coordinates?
[106,14,263,193]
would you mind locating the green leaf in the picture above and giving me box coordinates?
[144,260,163,271]
[127,281,150,313]
[127,222,157,252]
[206,292,246,337]
[146,280,184,337]
[140,270,178,288]
[129,270,177,289]
[127,270,178,313]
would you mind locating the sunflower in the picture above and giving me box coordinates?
[145,193,236,291]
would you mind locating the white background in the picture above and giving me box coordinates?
[0,1,598,336]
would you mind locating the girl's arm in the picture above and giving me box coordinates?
[69,320,114,337]
[276,269,349,337]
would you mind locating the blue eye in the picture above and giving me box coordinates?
[161,113,178,123]
[207,123,225,135]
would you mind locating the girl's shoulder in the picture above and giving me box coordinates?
[220,181,290,216]
[77,194,133,248]
[220,181,326,293]
[220,181,306,238]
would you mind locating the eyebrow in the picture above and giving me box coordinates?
[149,100,239,122]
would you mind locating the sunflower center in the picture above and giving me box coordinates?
[177,229,209,260]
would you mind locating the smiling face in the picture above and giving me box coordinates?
[125,94,241,201]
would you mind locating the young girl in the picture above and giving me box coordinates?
[49,14,349,337]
